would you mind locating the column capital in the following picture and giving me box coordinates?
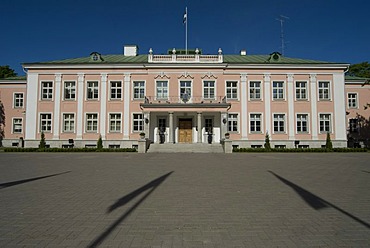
[55,73,62,82]
[309,73,317,81]
[240,73,248,81]
[263,73,271,81]
[286,73,294,81]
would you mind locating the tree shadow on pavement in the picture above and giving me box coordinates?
[88,171,173,248]
[268,170,370,229]
[0,171,71,189]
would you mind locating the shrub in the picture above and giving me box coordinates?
[39,132,46,148]
[97,135,103,149]
[325,132,333,149]
[264,132,271,150]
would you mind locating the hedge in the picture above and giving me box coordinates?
[4,147,137,153]
[233,147,368,153]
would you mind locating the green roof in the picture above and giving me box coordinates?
[223,55,332,64]
[0,76,26,81]
[34,54,149,64]
[345,75,370,81]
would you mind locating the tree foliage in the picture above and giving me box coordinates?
[264,132,271,150]
[0,65,17,79]
[39,132,46,148]
[348,62,370,79]
[325,132,333,150]
[0,101,5,147]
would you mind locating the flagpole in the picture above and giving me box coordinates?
[185,7,188,54]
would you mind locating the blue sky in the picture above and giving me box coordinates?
[1,0,369,75]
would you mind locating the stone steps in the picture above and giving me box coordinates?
[147,143,224,153]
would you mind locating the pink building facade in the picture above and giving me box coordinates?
[1,45,368,149]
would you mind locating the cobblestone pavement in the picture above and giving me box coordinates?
[0,153,369,247]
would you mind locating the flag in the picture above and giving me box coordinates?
[183,9,187,24]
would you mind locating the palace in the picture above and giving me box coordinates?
[0,45,369,150]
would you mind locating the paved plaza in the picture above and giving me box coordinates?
[0,152,369,247]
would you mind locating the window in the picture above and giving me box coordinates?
[63,114,75,132]
[109,113,122,132]
[180,81,191,101]
[203,81,215,99]
[133,114,143,132]
[41,81,53,100]
[86,113,98,132]
[64,81,76,100]
[13,93,24,108]
[228,113,238,132]
[297,114,308,133]
[272,81,284,100]
[296,81,307,100]
[250,114,262,133]
[133,81,145,99]
[319,114,331,133]
[249,81,261,100]
[349,118,358,133]
[226,81,238,99]
[110,81,122,100]
[87,81,99,100]
[348,93,358,108]
[13,118,22,133]
[318,81,330,100]
[156,81,168,99]
[40,113,52,132]
[273,114,285,133]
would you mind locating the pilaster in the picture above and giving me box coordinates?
[264,73,271,135]
[100,73,107,139]
[287,73,295,140]
[310,74,318,140]
[76,73,85,140]
[240,73,248,139]
[53,73,62,140]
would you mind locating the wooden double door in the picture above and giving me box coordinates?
[178,118,192,143]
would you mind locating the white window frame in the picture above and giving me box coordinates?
[13,92,24,108]
[249,113,263,133]
[133,81,145,100]
[86,81,99,100]
[272,81,285,100]
[203,80,216,100]
[12,118,23,134]
[85,113,98,133]
[39,113,52,133]
[41,81,53,100]
[179,80,192,102]
[226,81,238,100]
[109,81,122,100]
[63,81,76,101]
[319,113,332,133]
[295,81,308,100]
[132,113,144,132]
[249,81,262,100]
[109,113,122,133]
[347,92,358,109]
[296,113,309,134]
[227,113,239,133]
[318,81,331,101]
[156,80,168,100]
[62,113,75,133]
[273,113,286,133]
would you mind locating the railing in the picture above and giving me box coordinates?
[148,49,223,63]
[143,96,227,104]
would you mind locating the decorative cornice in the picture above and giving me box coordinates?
[178,72,194,79]
[201,72,217,79]
[154,72,171,79]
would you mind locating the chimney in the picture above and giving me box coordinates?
[240,50,247,56]
[123,45,138,56]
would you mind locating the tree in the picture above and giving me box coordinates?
[348,62,370,79]
[264,132,271,150]
[0,65,17,79]
[325,132,333,150]
[0,101,5,147]
[39,132,46,149]
[97,135,103,149]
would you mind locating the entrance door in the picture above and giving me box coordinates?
[179,118,192,143]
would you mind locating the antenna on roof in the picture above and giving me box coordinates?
[276,15,289,56]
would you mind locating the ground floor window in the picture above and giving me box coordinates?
[40,113,52,132]
[250,114,262,133]
[13,118,23,133]
[133,113,144,132]
[63,114,75,132]
[109,113,122,132]
[297,114,308,133]
[273,114,285,133]
[228,113,238,132]
[86,113,98,132]
[319,114,331,133]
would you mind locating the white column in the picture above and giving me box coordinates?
[100,73,107,139]
[287,74,295,140]
[264,73,271,136]
[123,73,131,139]
[76,73,84,140]
[333,72,346,141]
[169,112,174,143]
[240,73,248,139]
[25,72,38,140]
[53,73,62,140]
[197,112,202,143]
[310,74,318,140]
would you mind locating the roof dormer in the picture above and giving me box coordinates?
[90,52,103,62]
[268,52,282,62]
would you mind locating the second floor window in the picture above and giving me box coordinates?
[180,81,191,100]
[133,81,145,99]
[40,113,52,132]
[110,81,122,100]
[296,81,307,100]
[87,81,99,100]
[156,81,168,99]
[41,81,53,100]
[203,81,215,99]
[226,81,238,99]
[318,81,330,100]
[249,81,261,100]
[273,81,284,100]
[14,93,24,108]
[348,93,358,108]
[64,81,76,100]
